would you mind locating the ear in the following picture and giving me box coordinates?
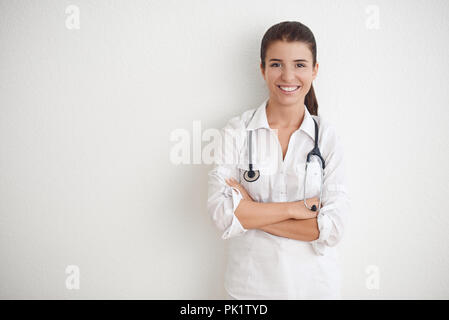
[312,62,319,81]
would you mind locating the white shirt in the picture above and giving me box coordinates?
[207,97,350,299]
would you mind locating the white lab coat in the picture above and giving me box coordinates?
[207,97,350,299]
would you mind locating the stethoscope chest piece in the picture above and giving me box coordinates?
[243,109,325,212]
[243,169,260,182]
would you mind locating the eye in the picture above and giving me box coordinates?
[270,63,280,67]
[296,63,305,68]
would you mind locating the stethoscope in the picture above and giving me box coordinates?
[243,109,326,212]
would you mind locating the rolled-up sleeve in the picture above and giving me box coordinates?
[207,117,248,240]
[310,125,350,256]
[208,165,248,239]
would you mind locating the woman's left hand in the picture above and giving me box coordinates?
[225,178,254,202]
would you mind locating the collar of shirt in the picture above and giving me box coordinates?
[246,97,316,142]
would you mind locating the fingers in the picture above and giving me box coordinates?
[226,177,242,191]
[225,178,253,201]
[225,178,241,191]
[305,205,319,218]
[225,177,238,187]
[308,197,321,209]
[309,210,319,218]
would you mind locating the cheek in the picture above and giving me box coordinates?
[265,70,281,84]
[297,75,314,92]
[298,69,314,82]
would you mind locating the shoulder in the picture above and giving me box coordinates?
[219,108,255,154]
[312,114,340,141]
[312,114,344,161]
[223,108,257,131]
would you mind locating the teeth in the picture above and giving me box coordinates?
[279,86,299,92]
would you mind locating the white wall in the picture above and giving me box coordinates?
[1,0,448,299]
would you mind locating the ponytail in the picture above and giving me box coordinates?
[305,83,318,116]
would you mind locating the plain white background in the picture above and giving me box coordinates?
[1,0,448,299]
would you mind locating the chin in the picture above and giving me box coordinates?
[277,94,302,102]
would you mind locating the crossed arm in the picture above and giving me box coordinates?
[225,178,320,242]
[260,217,319,242]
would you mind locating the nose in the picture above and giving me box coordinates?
[281,66,296,82]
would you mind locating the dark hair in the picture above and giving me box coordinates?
[260,21,318,115]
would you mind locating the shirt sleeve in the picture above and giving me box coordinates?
[208,165,248,239]
[310,124,351,256]
[207,117,248,240]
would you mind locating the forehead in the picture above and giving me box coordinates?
[266,40,312,60]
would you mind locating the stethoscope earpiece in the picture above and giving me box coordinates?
[244,169,260,182]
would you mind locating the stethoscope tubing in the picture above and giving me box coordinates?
[303,155,324,212]
[243,110,326,212]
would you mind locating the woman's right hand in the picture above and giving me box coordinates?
[289,197,320,220]
[225,177,254,202]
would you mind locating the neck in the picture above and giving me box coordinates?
[266,98,306,129]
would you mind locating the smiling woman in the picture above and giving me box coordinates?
[207,21,350,300]
[260,31,319,118]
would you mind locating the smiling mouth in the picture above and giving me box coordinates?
[277,85,300,93]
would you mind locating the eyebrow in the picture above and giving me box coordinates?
[269,58,308,63]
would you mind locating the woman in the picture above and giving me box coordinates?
[207,21,350,300]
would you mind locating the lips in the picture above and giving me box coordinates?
[277,85,300,94]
